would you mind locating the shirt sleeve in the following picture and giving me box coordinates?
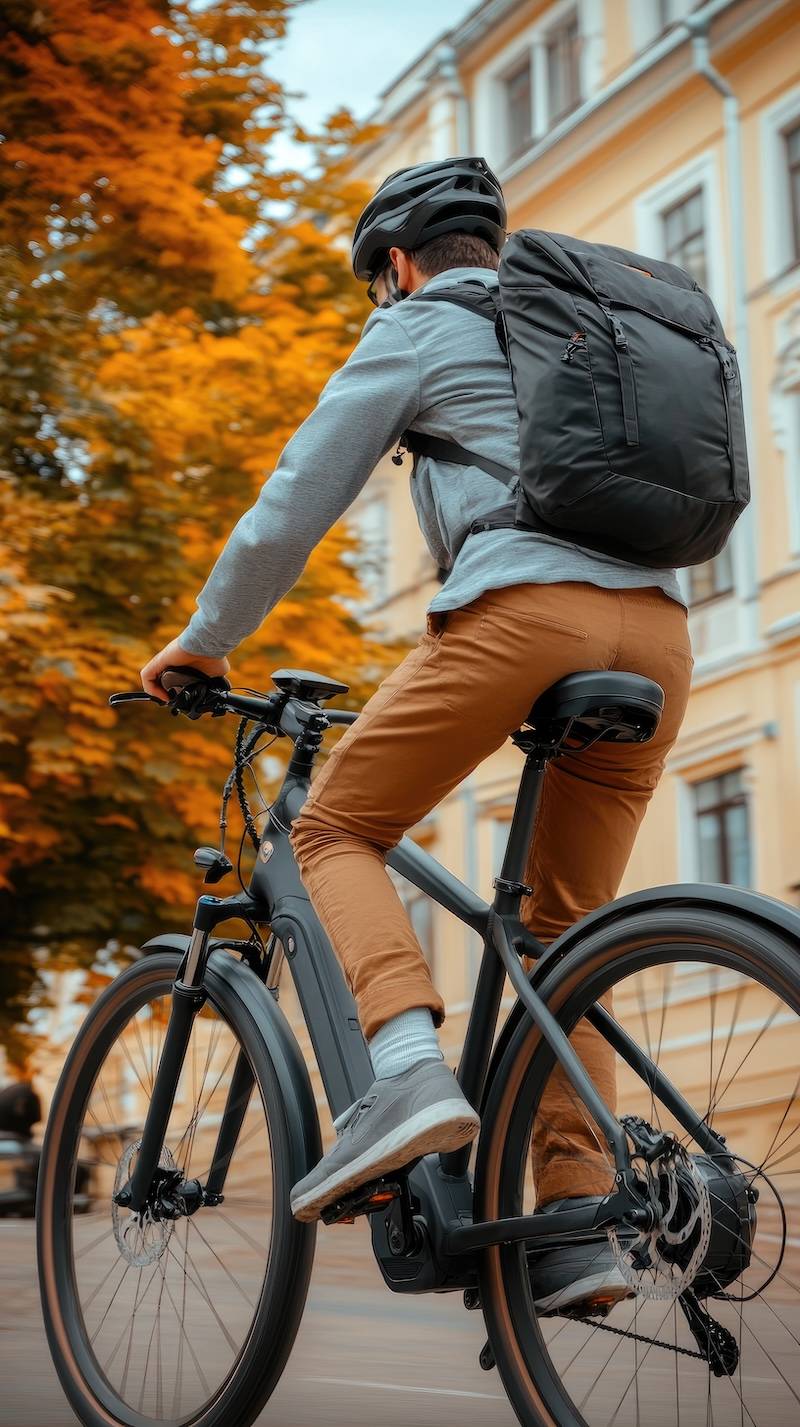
[178,309,421,658]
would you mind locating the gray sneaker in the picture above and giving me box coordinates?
[290,1059,480,1223]
[531,1196,634,1315]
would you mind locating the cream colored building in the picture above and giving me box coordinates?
[18,1,800,1176]
[346,0,800,1066]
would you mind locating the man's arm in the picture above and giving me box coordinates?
[140,309,420,696]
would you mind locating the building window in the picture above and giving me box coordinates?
[662,187,708,288]
[786,122,800,265]
[762,89,800,279]
[546,13,581,126]
[688,546,735,606]
[692,770,751,886]
[356,493,389,604]
[504,55,533,160]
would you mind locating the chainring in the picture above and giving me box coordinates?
[608,1140,712,1302]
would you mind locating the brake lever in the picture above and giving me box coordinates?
[109,691,164,706]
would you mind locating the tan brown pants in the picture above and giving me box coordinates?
[289,581,693,1204]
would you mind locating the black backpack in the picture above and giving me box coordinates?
[403,229,750,569]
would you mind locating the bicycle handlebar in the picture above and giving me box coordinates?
[108,667,358,738]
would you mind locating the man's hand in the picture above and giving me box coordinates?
[140,637,231,703]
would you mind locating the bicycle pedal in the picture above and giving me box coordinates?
[321,1178,401,1226]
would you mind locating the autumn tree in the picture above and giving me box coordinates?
[0,0,393,1049]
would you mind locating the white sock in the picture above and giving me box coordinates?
[369,1008,444,1080]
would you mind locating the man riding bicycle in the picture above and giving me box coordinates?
[141,156,693,1313]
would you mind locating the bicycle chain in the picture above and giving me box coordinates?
[567,1311,706,1361]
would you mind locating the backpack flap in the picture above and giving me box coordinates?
[497,228,750,568]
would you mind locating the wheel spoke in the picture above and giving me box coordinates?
[45,967,281,1427]
[494,943,800,1427]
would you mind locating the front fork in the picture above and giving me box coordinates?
[118,893,260,1216]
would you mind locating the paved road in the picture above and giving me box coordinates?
[7,1212,800,1427]
[1,1217,514,1427]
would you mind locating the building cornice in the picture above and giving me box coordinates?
[499,0,784,196]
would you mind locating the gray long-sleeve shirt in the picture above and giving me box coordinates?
[179,265,685,658]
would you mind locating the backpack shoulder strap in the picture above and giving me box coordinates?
[408,279,500,321]
[402,430,516,488]
[400,282,513,489]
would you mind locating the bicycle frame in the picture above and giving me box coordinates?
[122,711,730,1291]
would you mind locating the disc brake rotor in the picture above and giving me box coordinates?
[608,1141,712,1302]
[111,1141,176,1267]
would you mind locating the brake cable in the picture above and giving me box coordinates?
[233,719,262,853]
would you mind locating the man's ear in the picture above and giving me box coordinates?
[389,247,422,293]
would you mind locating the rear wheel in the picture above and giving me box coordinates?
[37,951,316,1427]
[477,907,800,1427]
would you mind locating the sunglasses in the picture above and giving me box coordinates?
[367,264,404,307]
[366,270,384,307]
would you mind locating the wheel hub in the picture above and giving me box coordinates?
[609,1134,712,1301]
[112,1142,177,1266]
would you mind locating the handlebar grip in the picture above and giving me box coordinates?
[160,666,231,697]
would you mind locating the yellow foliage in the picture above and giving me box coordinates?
[0,1,401,1050]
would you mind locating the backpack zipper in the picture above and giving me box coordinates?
[561,332,586,362]
[599,304,640,446]
[696,337,736,464]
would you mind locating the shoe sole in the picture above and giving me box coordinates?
[291,1100,480,1223]
[534,1267,633,1315]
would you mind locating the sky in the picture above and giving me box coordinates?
[268,0,477,168]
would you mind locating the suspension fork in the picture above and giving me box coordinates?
[118,893,258,1215]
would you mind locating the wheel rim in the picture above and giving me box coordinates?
[482,934,800,1427]
[42,963,277,1426]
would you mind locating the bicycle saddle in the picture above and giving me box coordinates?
[528,670,664,744]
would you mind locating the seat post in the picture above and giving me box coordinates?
[493,748,550,917]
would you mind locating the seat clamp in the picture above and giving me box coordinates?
[493,876,533,898]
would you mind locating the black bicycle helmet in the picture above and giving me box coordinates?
[352,155,507,282]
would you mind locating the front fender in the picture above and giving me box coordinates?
[206,950,322,1180]
[140,933,248,955]
[481,881,800,1114]
[140,935,321,1181]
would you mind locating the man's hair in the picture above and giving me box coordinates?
[410,232,499,276]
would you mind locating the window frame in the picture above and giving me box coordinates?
[786,122,800,268]
[761,84,800,283]
[474,0,603,173]
[687,546,736,609]
[769,303,800,561]
[661,185,709,291]
[502,52,534,162]
[634,149,726,316]
[545,10,582,128]
[636,151,740,626]
[691,769,752,887]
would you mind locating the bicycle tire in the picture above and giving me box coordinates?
[475,903,800,1427]
[37,951,317,1427]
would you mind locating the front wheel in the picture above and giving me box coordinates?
[476,904,800,1427]
[37,951,316,1427]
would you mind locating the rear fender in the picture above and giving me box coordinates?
[481,881,800,1113]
